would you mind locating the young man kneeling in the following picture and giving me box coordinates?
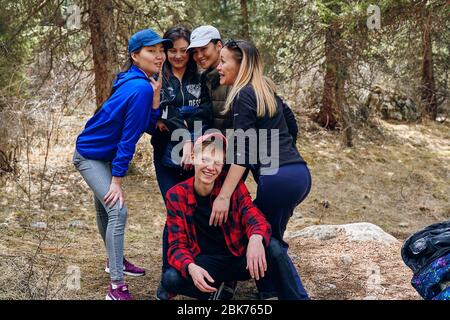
[162,132,306,300]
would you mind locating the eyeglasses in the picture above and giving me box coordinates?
[225,39,242,51]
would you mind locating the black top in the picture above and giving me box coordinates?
[231,85,306,173]
[193,190,230,255]
[151,66,213,156]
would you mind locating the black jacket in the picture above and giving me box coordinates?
[151,66,212,154]
[201,68,232,132]
[231,85,305,173]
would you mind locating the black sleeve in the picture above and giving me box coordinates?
[232,88,258,168]
[158,77,188,132]
[280,97,298,145]
[163,117,186,132]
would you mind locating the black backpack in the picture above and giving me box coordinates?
[401,221,450,274]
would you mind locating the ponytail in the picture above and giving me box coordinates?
[121,56,134,72]
[94,56,135,115]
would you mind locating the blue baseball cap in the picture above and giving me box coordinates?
[128,28,172,54]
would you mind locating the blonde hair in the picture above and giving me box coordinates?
[223,40,277,118]
[193,138,226,163]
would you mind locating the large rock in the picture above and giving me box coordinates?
[364,85,419,121]
[286,222,399,244]
[284,222,420,300]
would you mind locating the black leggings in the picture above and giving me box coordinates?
[162,238,308,300]
[254,162,311,298]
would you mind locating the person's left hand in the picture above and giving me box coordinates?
[246,234,267,280]
[156,119,169,132]
[210,195,230,226]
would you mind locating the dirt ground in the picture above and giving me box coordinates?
[0,107,448,300]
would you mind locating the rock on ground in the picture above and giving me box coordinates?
[286,222,399,244]
[284,223,420,300]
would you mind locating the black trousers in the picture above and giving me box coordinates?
[162,238,307,300]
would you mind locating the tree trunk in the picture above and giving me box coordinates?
[421,6,437,120]
[315,27,340,130]
[315,26,353,146]
[88,0,119,110]
[240,0,251,40]
[336,69,353,147]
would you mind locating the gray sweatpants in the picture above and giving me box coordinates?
[73,149,127,282]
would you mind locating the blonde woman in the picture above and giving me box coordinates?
[214,40,311,299]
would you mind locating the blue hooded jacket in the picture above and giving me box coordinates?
[76,65,160,177]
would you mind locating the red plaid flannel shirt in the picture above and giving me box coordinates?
[165,172,272,278]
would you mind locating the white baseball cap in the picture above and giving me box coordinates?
[187,25,221,50]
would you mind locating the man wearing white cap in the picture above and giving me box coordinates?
[187,26,232,133]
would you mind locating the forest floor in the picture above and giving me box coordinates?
[0,106,448,300]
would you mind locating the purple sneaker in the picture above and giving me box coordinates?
[105,258,146,277]
[105,283,133,300]
[123,258,145,276]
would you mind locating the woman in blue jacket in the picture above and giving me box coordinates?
[73,29,172,300]
[151,26,212,300]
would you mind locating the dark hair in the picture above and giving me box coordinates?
[121,46,142,72]
[121,57,133,73]
[223,39,244,62]
[94,48,141,115]
[210,39,222,45]
[163,26,197,76]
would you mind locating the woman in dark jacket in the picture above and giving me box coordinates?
[152,26,212,300]
[213,39,311,299]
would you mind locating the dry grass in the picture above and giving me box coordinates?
[0,106,449,299]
